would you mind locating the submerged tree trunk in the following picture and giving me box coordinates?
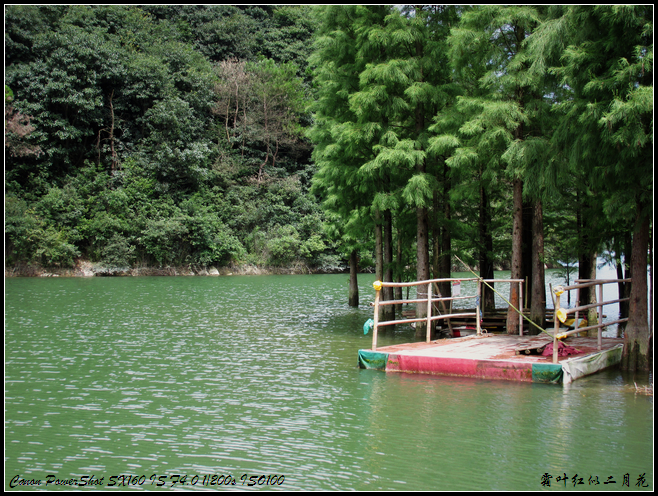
[621,210,650,371]
[374,208,384,321]
[507,178,523,334]
[479,182,495,311]
[522,200,534,309]
[530,199,545,330]
[577,193,592,307]
[348,249,359,307]
[586,252,598,337]
[439,169,452,299]
[416,203,430,339]
[394,229,403,315]
[383,209,395,321]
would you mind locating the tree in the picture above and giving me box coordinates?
[249,59,308,183]
[309,6,384,307]
[526,5,652,368]
[5,85,42,158]
[355,6,460,336]
[444,6,550,330]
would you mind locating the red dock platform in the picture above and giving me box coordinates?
[358,334,624,384]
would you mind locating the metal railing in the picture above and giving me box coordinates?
[550,279,630,363]
[371,277,524,350]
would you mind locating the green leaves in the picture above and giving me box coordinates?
[5,5,330,271]
[402,173,437,208]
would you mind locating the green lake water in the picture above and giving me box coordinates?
[4,272,653,491]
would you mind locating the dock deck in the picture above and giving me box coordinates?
[358,334,624,384]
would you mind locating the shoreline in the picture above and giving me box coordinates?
[4,260,353,278]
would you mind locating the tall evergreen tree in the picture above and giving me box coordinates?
[355,6,459,336]
[442,6,548,329]
[308,6,385,306]
[526,5,653,369]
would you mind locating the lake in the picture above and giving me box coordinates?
[4,270,653,490]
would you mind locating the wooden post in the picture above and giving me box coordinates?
[575,287,581,337]
[597,283,603,351]
[518,280,524,336]
[553,293,560,364]
[372,286,381,351]
[476,280,482,335]
[426,282,432,343]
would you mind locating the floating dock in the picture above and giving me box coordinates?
[358,334,624,384]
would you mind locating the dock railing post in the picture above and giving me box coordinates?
[372,281,381,351]
[476,280,482,335]
[426,282,432,343]
[518,280,524,336]
[552,291,560,364]
[597,283,603,351]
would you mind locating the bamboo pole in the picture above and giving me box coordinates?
[573,278,631,288]
[551,318,628,339]
[426,282,432,343]
[553,306,559,364]
[376,277,479,288]
[518,280,524,335]
[598,283,603,351]
[372,284,380,351]
[375,313,478,327]
[575,286,581,336]
[476,280,482,335]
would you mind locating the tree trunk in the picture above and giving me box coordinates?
[374,208,384,322]
[577,193,592,307]
[416,204,430,339]
[439,160,452,298]
[383,209,395,321]
[621,210,650,371]
[479,181,495,311]
[507,178,523,334]
[348,249,359,307]
[413,35,430,339]
[522,200,534,309]
[530,199,545,330]
[586,252,598,337]
[617,233,632,336]
[432,189,440,280]
[108,90,117,172]
[395,226,403,315]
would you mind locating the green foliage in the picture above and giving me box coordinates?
[4,4,651,285]
[526,5,652,241]
[140,217,189,265]
[101,234,136,268]
[5,194,81,267]
[5,5,331,272]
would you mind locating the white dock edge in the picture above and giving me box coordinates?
[561,344,624,384]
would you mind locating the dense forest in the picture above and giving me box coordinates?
[4,6,652,369]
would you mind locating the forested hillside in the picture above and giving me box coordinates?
[5,5,338,273]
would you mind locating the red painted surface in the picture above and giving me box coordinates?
[386,354,534,382]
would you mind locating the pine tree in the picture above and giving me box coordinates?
[526,5,652,369]
[355,6,459,337]
[308,6,385,307]
[443,6,548,330]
